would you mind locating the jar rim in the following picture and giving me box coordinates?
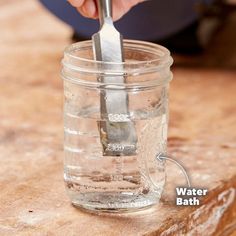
[62,40,173,75]
[62,40,173,89]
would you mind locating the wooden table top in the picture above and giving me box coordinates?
[0,1,236,235]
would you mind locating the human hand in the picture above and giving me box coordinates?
[68,0,146,21]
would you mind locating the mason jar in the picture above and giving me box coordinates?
[61,40,173,212]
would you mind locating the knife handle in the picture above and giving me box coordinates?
[96,0,112,25]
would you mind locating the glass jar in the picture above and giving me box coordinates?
[61,40,173,212]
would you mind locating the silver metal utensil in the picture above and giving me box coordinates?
[92,0,137,156]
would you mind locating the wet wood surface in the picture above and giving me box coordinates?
[0,1,236,235]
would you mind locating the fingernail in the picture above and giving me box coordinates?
[69,0,84,7]
[84,0,96,17]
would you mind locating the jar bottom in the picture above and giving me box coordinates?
[67,190,161,213]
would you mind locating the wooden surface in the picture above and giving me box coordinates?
[0,1,236,235]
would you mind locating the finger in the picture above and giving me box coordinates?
[112,0,126,21]
[68,0,85,7]
[112,0,146,21]
[77,0,97,19]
